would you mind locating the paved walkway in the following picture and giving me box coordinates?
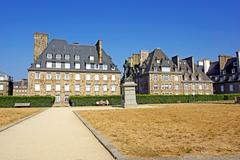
[0,108,114,160]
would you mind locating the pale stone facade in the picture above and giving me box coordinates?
[28,33,121,106]
[13,79,28,96]
[0,72,13,96]
[134,48,213,95]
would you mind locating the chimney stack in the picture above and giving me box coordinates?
[218,55,231,72]
[236,51,240,71]
[96,40,103,64]
[172,55,180,70]
[184,56,195,73]
[34,32,48,63]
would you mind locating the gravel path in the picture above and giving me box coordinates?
[0,108,114,160]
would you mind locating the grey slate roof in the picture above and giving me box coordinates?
[13,79,28,87]
[29,39,120,73]
[139,48,211,82]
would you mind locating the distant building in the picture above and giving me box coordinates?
[133,48,213,95]
[202,51,240,94]
[13,79,28,96]
[0,71,13,96]
[128,50,149,67]
[28,32,121,106]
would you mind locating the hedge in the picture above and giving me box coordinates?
[0,96,55,107]
[69,94,240,106]
[69,95,121,106]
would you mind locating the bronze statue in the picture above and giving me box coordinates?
[122,60,135,83]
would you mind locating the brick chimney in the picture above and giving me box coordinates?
[96,40,103,64]
[172,55,180,70]
[218,55,232,71]
[34,32,48,63]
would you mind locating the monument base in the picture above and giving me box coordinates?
[121,81,138,108]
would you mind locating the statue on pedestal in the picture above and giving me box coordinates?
[121,60,135,84]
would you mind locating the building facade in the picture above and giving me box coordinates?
[203,51,240,94]
[134,48,213,95]
[28,33,121,106]
[0,71,13,96]
[13,79,28,96]
[128,50,149,67]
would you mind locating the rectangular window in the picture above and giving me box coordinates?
[184,84,189,90]
[103,64,108,70]
[0,84,3,91]
[111,85,116,92]
[162,75,169,81]
[95,85,99,92]
[0,76,4,81]
[103,85,108,92]
[86,74,91,81]
[36,64,40,68]
[65,63,70,69]
[192,84,195,90]
[86,64,91,69]
[95,74,99,81]
[75,63,80,69]
[46,73,51,80]
[75,55,80,60]
[162,67,170,72]
[153,75,158,81]
[103,74,108,81]
[220,85,224,92]
[89,56,94,61]
[64,84,69,92]
[65,54,70,60]
[35,72,40,80]
[75,84,80,91]
[64,73,69,80]
[46,62,52,68]
[34,84,40,91]
[75,74,80,80]
[55,84,61,91]
[229,85,234,92]
[86,84,91,92]
[46,84,51,92]
[232,68,235,74]
[47,54,52,59]
[56,54,61,60]
[174,75,179,81]
[56,62,61,69]
[153,84,158,90]
[199,84,203,90]
[175,84,179,90]
[56,73,61,80]
[55,95,61,103]
[112,75,116,81]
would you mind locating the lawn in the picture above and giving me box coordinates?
[77,104,240,158]
[0,108,44,128]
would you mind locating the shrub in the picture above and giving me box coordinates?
[0,96,55,107]
[69,95,121,106]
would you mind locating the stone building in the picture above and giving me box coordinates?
[134,48,213,95]
[13,79,28,96]
[28,32,121,106]
[128,50,149,67]
[202,51,240,94]
[0,71,13,96]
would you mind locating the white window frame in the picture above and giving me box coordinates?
[65,54,70,60]
[111,85,116,92]
[112,75,116,81]
[103,64,108,70]
[65,63,70,69]
[47,54,52,59]
[103,84,108,92]
[95,84,99,92]
[35,72,40,80]
[75,63,80,69]
[55,84,61,91]
[86,74,91,81]
[34,84,40,92]
[220,85,224,92]
[36,64,40,68]
[75,55,80,60]
[103,74,108,81]
[75,84,80,92]
[64,84,70,92]
[86,64,91,70]
[89,56,94,61]
[162,67,170,72]
[46,84,51,92]
[56,54,61,60]
[0,84,3,91]
[86,84,91,92]
[56,62,61,69]
[56,73,61,80]
[64,73,69,80]
[75,74,80,80]
[46,73,51,80]
[229,84,234,92]
[95,74,99,81]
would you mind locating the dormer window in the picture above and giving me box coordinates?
[156,59,160,63]
[36,64,40,68]
[232,68,235,74]
[47,54,52,59]
[75,55,80,60]
[234,62,237,66]
[89,56,94,61]
[65,54,70,60]
[111,66,116,70]
[56,54,61,60]
[46,62,52,68]
[162,67,170,72]
[103,64,108,70]
[222,70,226,75]
[75,63,80,69]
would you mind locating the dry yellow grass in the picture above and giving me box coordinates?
[78,104,240,157]
[0,108,44,128]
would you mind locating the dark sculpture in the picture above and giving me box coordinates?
[121,60,135,83]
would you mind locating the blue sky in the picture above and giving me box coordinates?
[0,0,239,80]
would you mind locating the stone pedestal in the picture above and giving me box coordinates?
[121,81,138,108]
